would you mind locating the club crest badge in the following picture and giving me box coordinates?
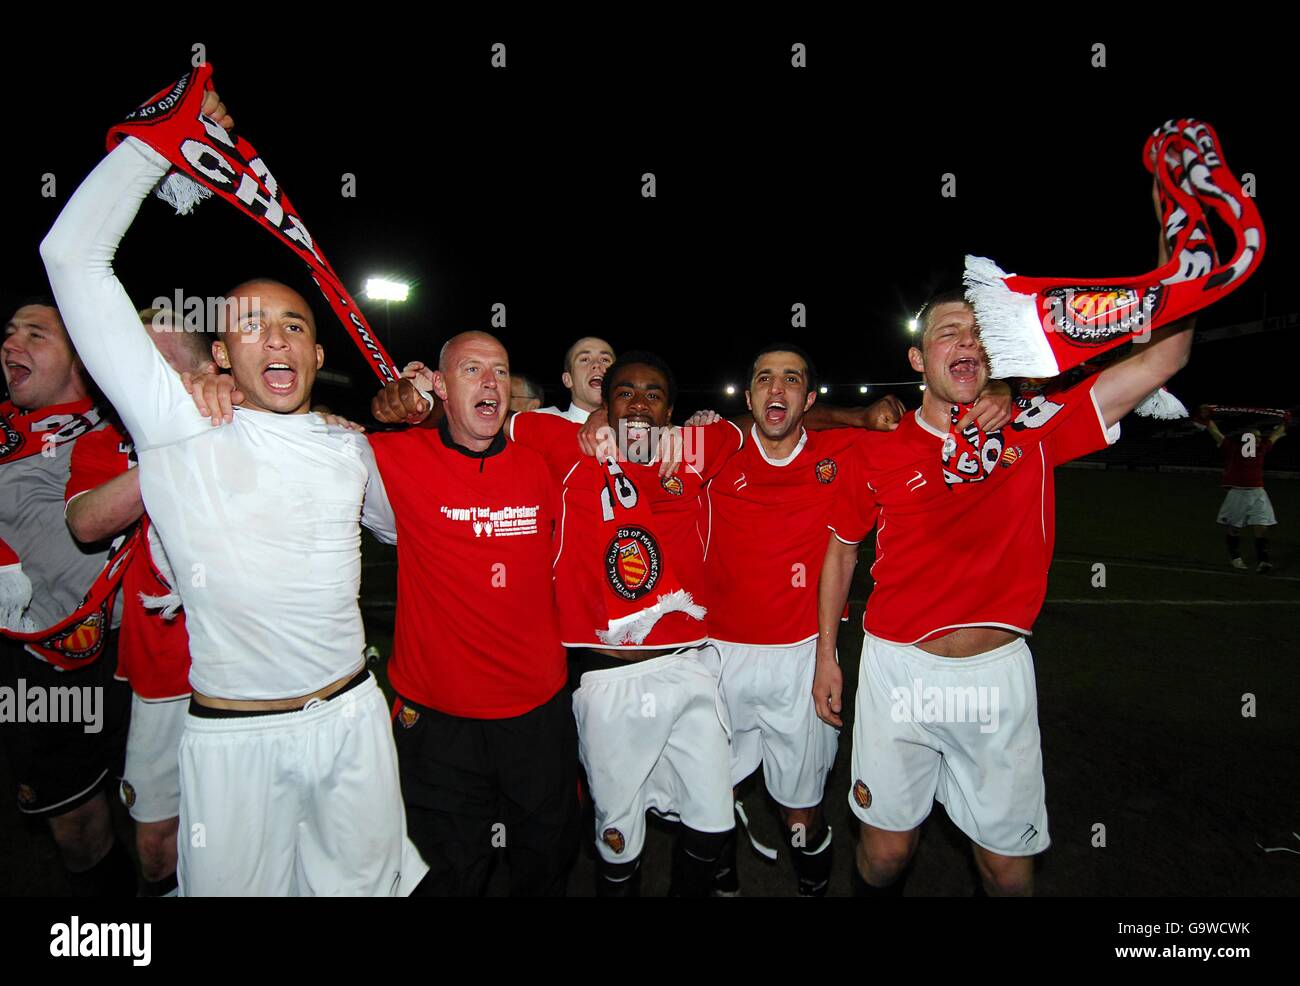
[815,458,837,484]
[605,526,661,600]
[660,475,684,496]
[120,780,137,808]
[852,779,872,810]
[602,828,626,854]
[398,704,420,729]
[16,784,36,807]
[1045,284,1164,346]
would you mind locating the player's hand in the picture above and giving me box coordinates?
[579,407,611,457]
[863,394,905,432]
[401,360,435,392]
[371,379,431,425]
[958,380,1014,432]
[184,370,243,426]
[200,86,234,132]
[812,657,843,728]
[657,425,684,479]
[315,412,365,432]
[683,409,722,427]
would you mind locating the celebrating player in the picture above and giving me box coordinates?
[0,299,134,896]
[41,85,426,896]
[536,336,615,423]
[816,277,1196,896]
[1203,416,1286,572]
[367,331,576,896]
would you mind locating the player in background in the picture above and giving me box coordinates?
[694,345,1010,896]
[0,299,134,896]
[536,336,615,423]
[510,374,545,414]
[1201,414,1286,572]
[42,84,426,896]
[816,268,1196,895]
[63,307,214,896]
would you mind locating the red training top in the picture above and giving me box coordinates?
[508,412,742,649]
[828,381,1117,645]
[370,421,565,718]
[1221,437,1272,489]
[705,426,860,646]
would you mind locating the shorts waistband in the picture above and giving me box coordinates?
[866,633,1029,671]
[575,644,716,685]
[187,666,372,719]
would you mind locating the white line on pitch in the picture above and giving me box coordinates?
[1045,599,1300,605]
[1055,558,1300,582]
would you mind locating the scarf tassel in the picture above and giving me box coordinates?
[596,589,707,646]
[0,563,35,632]
[963,256,1060,378]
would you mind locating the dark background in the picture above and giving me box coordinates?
[1,27,1294,418]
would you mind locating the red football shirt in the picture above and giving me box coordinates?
[508,412,743,649]
[369,421,565,718]
[65,425,192,699]
[705,426,860,646]
[828,381,1118,644]
[1221,438,1271,488]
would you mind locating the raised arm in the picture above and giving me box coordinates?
[1207,420,1226,447]
[40,137,203,449]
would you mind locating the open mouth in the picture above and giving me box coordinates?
[764,400,788,426]
[474,397,500,419]
[263,362,297,394]
[949,357,979,384]
[589,375,603,394]
[4,360,31,388]
[623,415,653,437]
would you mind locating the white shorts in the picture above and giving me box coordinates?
[848,634,1049,857]
[715,639,839,808]
[1217,487,1276,528]
[573,645,734,864]
[121,693,188,824]
[177,673,428,896]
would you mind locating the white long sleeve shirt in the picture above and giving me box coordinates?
[41,138,396,700]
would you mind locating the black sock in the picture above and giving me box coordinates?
[66,840,136,898]
[669,829,727,898]
[1256,537,1270,564]
[712,828,739,893]
[791,825,833,897]
[597,857,641,898]
[140,872,178,897]
[1226,533,1241,559]
[851,865,905,897]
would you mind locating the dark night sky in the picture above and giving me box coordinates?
[3,27,1294,418]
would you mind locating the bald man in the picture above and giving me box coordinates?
[367,331,575,896]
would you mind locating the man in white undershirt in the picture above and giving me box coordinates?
[40,85,426,896]
[536,336,615,423]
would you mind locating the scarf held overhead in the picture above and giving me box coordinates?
[107,63,399,385]
[965,119,1265,379]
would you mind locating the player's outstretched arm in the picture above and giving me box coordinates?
[1207,420,1226,447]
[814,533,857,728]
[66,470,144,544]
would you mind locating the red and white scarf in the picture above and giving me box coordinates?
[965,119,1265,379]
[107,63,399,386]
[0,400,139,667]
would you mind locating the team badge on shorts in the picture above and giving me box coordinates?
[16,783,36,808]
[602,828,626,854]
[120,780,137,809]
[852,779,872,810]
[605,526,661,600]
[660,475,684,496]
[815,458,837,484]
[398,704,420,729]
